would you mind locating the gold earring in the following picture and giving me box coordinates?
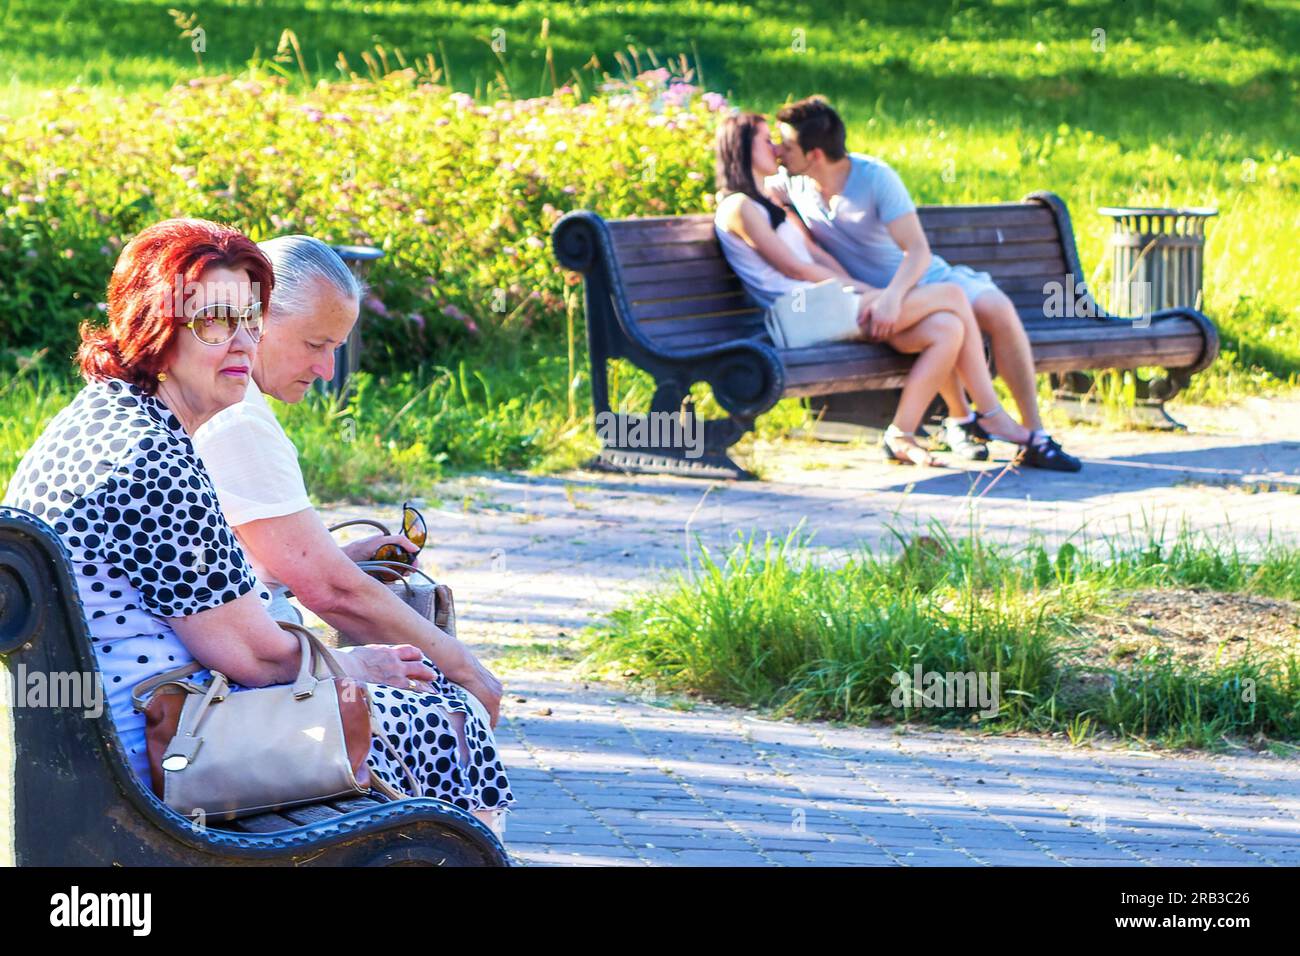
[157,371,168,383]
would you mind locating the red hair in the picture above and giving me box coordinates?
[76,219,274,394]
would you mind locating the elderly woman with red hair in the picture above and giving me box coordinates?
[2,219,513,831]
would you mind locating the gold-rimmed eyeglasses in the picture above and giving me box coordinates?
[181,301,264,345]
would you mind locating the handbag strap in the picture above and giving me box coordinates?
[278,621,359,687]
[356,561,441,590]
[162,669,231,766]
[355,559,441,595]
[327,518,392,536]
[367,714,422,800]
[131,661,206,713]
[132,622,337,712]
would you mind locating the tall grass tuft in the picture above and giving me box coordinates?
[587,526,1300,748]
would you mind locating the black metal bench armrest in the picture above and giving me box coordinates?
[1025,190,1219,376]
[553,210,784,418]
[1140,306,1220,376]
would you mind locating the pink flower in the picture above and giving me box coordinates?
[662,82,698,108]
[363,293,390,318]
[702,91,728,111]
[444,304,479,335]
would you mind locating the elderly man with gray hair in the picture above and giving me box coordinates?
[192,235,511,835]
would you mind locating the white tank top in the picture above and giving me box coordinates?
[714,208,815,308]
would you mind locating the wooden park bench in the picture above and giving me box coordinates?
[552,191,1219,479]
[0,506,510,866]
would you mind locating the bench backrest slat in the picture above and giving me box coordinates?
[606,202,1079,351]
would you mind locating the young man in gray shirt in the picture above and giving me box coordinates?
[765,96,1081,472]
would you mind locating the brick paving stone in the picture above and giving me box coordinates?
[671,849,773,866]
[763,850,819,866]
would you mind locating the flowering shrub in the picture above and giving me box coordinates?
[0,69,728,370]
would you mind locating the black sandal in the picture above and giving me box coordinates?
[1017,435,1083,472]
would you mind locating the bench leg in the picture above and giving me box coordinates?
[1049,371,1187,431]
[587,383,757,480]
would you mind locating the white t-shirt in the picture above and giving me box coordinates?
[192,379,312,528]
[714,212,816,308]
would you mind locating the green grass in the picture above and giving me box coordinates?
[585,524,1300,750]
[1,0,1297,475]
[0,340,607,502]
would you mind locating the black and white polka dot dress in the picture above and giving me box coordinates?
[3,378,515,820]
[364,675,514,816]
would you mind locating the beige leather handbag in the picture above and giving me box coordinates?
[765,279,863,350]
[131,622,418,821]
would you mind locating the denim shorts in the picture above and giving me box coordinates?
[925,264,1000,305]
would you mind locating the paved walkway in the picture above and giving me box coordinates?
[496,675,1300,867]
[318,400,1300,865]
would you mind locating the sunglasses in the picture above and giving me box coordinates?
[181,301,265,346]
[372,502,427,567]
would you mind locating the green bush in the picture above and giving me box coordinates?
[0,67,726,369]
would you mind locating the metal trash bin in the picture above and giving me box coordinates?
[1098,206,1217,316]
[321,243,385,399]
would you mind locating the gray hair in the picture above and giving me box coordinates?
[258,235,365,320]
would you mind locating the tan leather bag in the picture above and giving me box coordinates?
[356,559,456,637]
[327,518,457,643]
[131,622,417,821]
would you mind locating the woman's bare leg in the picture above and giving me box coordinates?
[898,284,1030,443]
[951,309,1030,444]
[886,311,963,433]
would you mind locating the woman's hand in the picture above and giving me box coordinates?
[855,288,882,338]
[341,533,420,569]
[861,289,902,341]
[445,655,504,728]
[337,643,436,689]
